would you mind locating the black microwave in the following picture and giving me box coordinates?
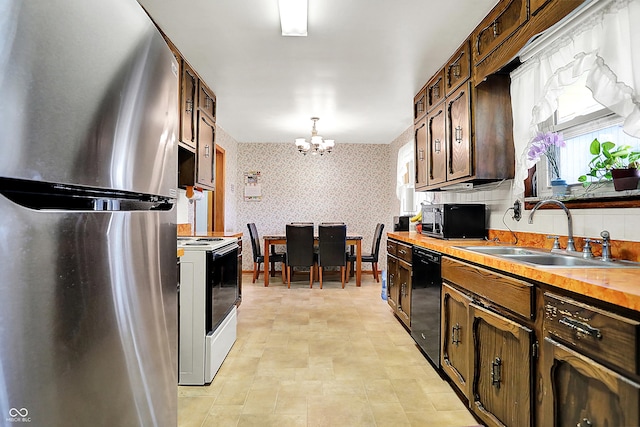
[421,203,486,239]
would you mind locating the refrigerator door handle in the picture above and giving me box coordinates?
[1,178,174,212]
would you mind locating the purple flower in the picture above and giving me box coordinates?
[527,131,565,178]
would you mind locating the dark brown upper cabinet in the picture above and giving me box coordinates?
[472,0,529,67]
[180,62,197,151]
[445,39,471,97]
[198,81,216,121]
[426,69,446,112]
[413,86,427,123]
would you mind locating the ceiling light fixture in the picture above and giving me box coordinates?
[278,0,308,36]
[295,117,335,155]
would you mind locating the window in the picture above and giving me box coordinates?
[536,73,640,189]
[509,0,640,204]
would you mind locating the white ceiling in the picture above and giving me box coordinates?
[139,0,499,144]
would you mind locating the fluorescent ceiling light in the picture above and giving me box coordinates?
[278,0,308,36]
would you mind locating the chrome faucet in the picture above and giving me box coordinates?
[528,200,577,252]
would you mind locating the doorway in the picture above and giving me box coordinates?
[209,145,225,232]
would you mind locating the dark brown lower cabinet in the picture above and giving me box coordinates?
[470,303,533,427]
[441,283,471,397]
[542,338,640,427]
[396,258,412,328]
[386,255,398,311]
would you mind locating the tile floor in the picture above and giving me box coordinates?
[178,272,479,427]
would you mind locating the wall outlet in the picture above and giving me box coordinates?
[513,200,522,221]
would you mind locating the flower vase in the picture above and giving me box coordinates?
[550,178,567,197]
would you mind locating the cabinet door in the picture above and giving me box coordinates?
[414,87,427,123]
[470,303,532,427]
[427,103,447,186]
[196,112,215,189]
[426,69,445,112]
[446,82,472,181]
[180,63,197,150]
[198,81,216,120]
[414,118,428,190]
[387,256,398,311]
[396,258,412,329]
[472,0,528,66]
[441,284,471,396]
[445,39,471,96]
[542,338,640,427]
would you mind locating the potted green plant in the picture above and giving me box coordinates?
[578,138,640,191]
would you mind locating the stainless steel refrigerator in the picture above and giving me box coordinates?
[0,0,179,425]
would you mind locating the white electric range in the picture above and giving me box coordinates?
[177,236,239,385]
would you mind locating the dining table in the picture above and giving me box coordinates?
[262,234,363,287]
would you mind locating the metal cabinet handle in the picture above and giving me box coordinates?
[491,357,502,389]
[186,98,193,114]
[434,139,441,153]
[559,317,602,340]
[433,83,440,99]
[451,323,461,346]
[455,126,463,143]
[204,145,210,158]
[418,148,425,161]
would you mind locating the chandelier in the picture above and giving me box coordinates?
[295,117,335,155]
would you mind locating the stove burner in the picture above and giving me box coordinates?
[177,237,194,241]
[184,242,210,246]
[197,237,224,242]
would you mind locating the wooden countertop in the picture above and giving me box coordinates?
[388,231,640,313]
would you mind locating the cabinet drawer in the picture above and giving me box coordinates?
[396,242,412,263]
[414,86,427,123]
[386,240,397,257]
[442,257,533,319]
[426,69,445,112]
[544,293,640,375]
[472,0,528,66]
[445,39,471,96]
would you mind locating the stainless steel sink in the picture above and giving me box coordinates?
[457,246,539,256]
[502,254,611,267]
[456,246,640,269]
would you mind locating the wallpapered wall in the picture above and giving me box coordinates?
[215,126,239,233]
[236,142,394,272]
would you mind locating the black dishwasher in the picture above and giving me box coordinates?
[411,246,442,368]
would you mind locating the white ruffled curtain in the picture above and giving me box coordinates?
[510,0,640,197]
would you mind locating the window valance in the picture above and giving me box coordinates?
[510,0,640,197]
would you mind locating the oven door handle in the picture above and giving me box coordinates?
[212,243,239,259]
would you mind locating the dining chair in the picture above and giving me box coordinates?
[318,224,347,288]
[247,223,286,283]
[347,223,385,282]
[285,223,315,288]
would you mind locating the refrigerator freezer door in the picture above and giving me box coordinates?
[0,0,178,198]
[0,195,177,426]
